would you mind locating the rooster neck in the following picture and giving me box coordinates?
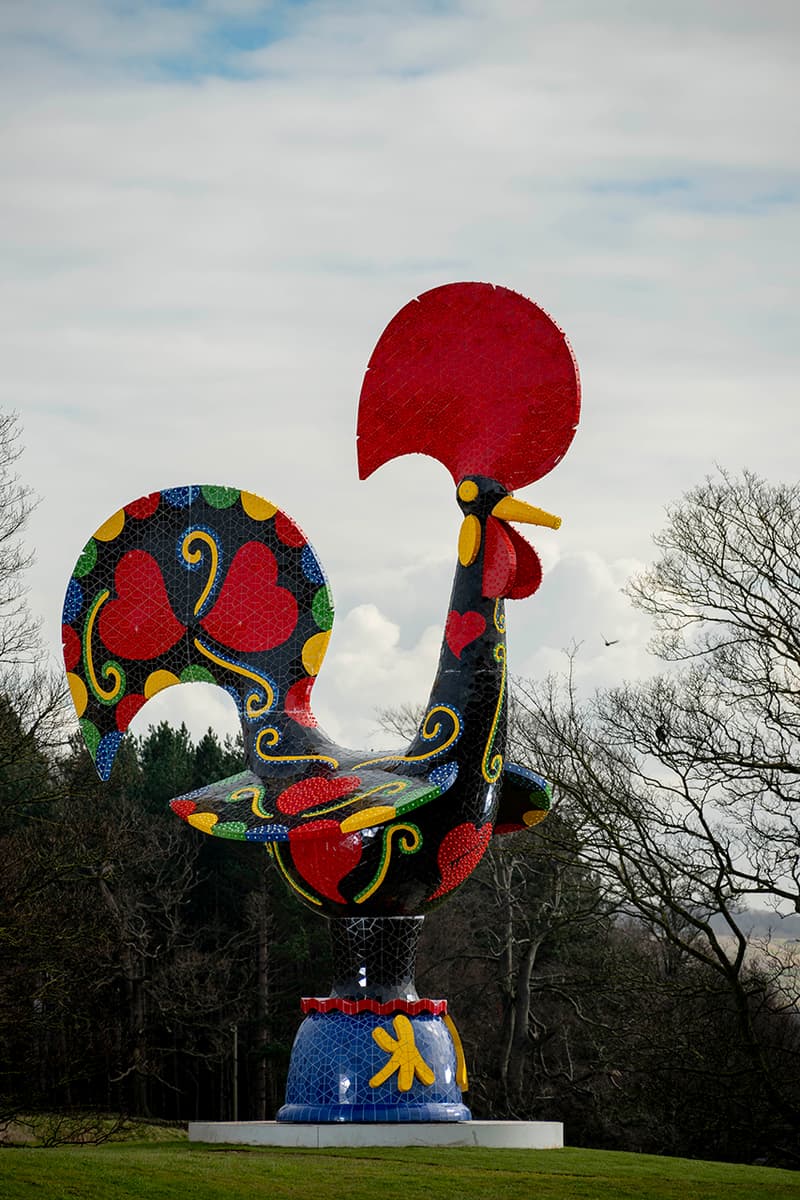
[405,554,507,785]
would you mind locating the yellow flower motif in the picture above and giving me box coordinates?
[369,1014,435,1092]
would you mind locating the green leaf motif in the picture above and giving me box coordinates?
[74,539,98,578]
[80,718,101,759]
[201,486,240,509]
[214,822,247,840]
[312,586,334,632]
[180,664,216,685]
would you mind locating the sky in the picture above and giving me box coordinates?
[2,0,798,753]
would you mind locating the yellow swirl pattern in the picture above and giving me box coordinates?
[352,705,460,770]
[245,692,273,721]
[481,644,506,783]
[302,779,408,822]
[254,726,339,770]
[355,823,422,904]
[227,784,270,818]
[493,597,506,633]
[182,530,219,616]
[194,638,275,717]
[84,591,124,703]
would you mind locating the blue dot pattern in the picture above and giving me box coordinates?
[429,762,458,789]
[507,762,549,793]
[301,544,325,584]
[162,486,198,508]
[245,823,289,842]
[96,732,123,781]
[62,578,84,624]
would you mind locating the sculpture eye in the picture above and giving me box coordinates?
[458,479,479,504]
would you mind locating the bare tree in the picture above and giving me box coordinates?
[0,411,38,667]
[0,412,66,808]
[513,470,800,1157]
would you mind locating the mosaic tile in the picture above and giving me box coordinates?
[61,282,580,1121]
[278,1009,470,1123]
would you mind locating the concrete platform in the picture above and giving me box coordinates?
[188,1119,564,1149]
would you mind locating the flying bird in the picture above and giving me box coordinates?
[62,282,580,919]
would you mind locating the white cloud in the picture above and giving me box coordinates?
[127,678,242,744]
[3,0,798,752]
[512,550,656,696]
[312,603,442,748]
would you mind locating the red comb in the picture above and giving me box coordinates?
[357,282,581,491]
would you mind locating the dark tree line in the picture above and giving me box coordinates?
[0,410,797,1164]
[504,470,800,1164]
[0,721,333,1126]
[4,715,797,1160]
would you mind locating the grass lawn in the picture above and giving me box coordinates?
[0,1140,798,1200]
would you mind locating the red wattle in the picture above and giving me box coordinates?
[504,523,543,599]
[482,518,542,599]
[171,799,197,819]
[482,518,516,597]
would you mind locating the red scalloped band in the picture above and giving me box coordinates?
[300,996,448,1016]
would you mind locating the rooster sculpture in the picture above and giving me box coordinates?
[63,282,580,1124]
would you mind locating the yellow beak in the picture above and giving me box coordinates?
[491,496,562,529]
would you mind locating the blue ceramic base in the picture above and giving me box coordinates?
[277,1009,471,1124]
[277,1102,471,1123]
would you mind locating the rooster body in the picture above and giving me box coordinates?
[63,477,551,917]
[63,283,578,919]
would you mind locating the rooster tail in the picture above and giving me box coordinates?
[62,485,333,780]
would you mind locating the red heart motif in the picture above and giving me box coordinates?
[274,511,306,548]
[445,610,486,659]
[201,541,298,652]
[288,819,362,903]
[125,491,161,520]
[115,693,147,731]
[99,551,186,661]
[428,822,492,900]
[170,799,197,819]
[285,676,317,727]
[62,624,80,671]
[276,775,361,816]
